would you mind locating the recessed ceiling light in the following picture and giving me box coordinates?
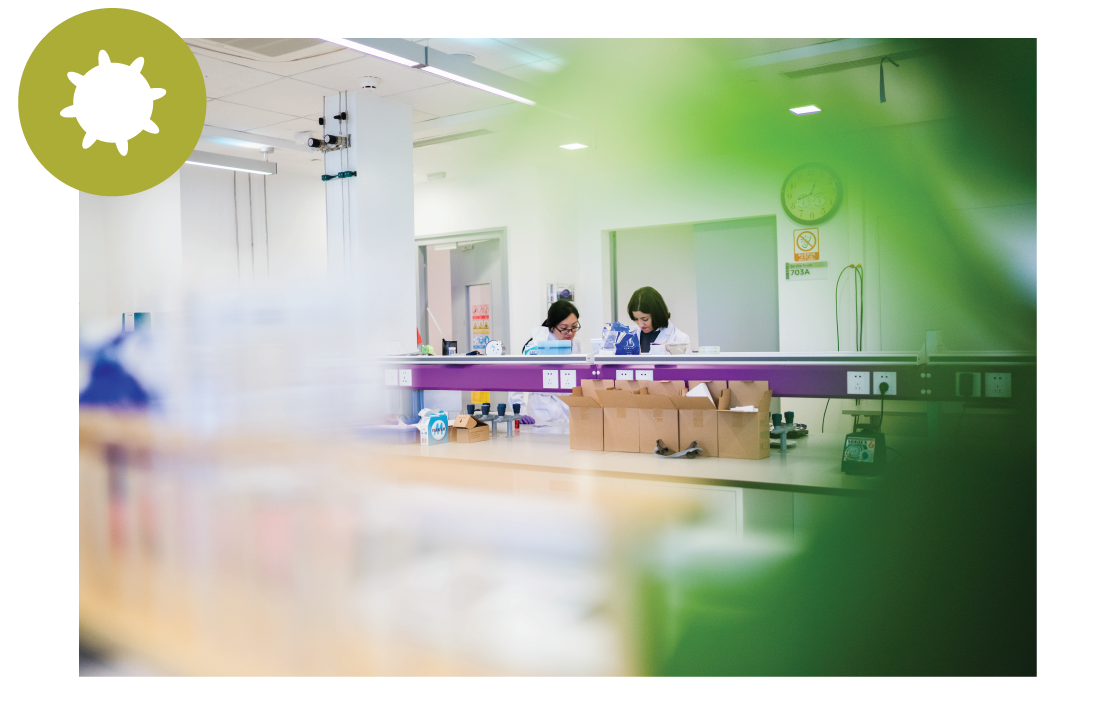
[560,143,588,150]
[790,105,822,115]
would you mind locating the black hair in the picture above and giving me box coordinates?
[542,299,579,329]
[522,300,580,353]
[627,287,670,330]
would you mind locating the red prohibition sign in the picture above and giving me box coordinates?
[796,230,817,252]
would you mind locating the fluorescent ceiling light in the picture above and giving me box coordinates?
[433,243,457,251]
[560,143,588,150]
[184,150,277,175]
[790,105,822,115]
[420,66,536,106]
[321,38,420,67]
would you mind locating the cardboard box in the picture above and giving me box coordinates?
[645,381,686,397]
[670,393,720,457]
[633,393,679,454]
[717,380,773,460]
[448,414,490,443]
[558,387,604,451]
[580,379,615,401]
[615,380,654,393]
[687,380,728,405]
[595,389,642,453]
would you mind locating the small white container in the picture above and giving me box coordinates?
[590,338,603,353]
[649,343,666,355]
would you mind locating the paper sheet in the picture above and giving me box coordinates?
[686,382,715,405]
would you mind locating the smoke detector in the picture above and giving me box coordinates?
[360,76,383,90]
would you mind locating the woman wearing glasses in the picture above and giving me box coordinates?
[511,300,581,426]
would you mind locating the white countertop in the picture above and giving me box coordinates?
[383,427,885,495]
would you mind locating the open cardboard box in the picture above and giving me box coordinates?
[558,386,605,451]
[717,380,773,460]
[632,392,679,454]
[594,388,642,453]
[615,380,655,393]
[670,390,720,457]
[448,414,490,443]
[645,381,686,397]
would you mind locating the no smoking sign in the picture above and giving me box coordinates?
[794,228,820,262]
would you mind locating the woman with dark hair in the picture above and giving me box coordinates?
[521,299,581,354]
[628,286,690,354]
[511,300,582,426]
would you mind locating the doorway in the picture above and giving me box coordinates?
[415,228,510,411]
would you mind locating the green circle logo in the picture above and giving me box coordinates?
[41,11,207,194]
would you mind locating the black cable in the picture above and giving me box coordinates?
[822,398,830,433]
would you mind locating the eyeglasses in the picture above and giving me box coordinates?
[554,323,581,335]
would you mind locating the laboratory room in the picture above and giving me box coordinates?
[77,38,1036,677]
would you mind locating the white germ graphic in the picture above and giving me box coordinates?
[60,50,166,157]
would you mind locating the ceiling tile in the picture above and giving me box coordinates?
[218,77,335,119]
[192,52,283,98]
[412,110,439,123]
[188,42,364,77]
[388,82,515,119]
[289,54,445,96]
[245,116,322,142]
[204,100,298,131]
[495,39,588,61]
[423,38,544,71]
[501,58,566,84]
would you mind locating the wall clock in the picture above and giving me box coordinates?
[781,163,843,225]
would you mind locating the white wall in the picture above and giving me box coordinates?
[80,174,183,326]
[615,223,699,346]
[81,155,326,328]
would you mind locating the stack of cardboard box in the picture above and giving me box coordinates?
[559,379,772,460]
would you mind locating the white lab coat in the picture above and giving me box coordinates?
[650,324,690,347]
[510,329,580,425]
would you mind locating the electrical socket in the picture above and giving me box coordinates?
[986,372,1012,398]
[399,369,412,387]
[635,369,654,381]
[560,370,577,389]
[873,372,896,395]
[542,370,558,389]
[616,369,634,381]
[847,371,870,395]
[384,369,398,386]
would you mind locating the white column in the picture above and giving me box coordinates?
[323,91,416,353]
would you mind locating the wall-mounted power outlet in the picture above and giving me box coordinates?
[616,369,634,381]
[560,370,578,389]
[399,369,412,387]
[847,371,870,395]
[542,370,558,389]
[635,369,654,381]
[986,372,1012,398]
[384,369,398,386]
[873,372,896,395]
[956,372,981,397]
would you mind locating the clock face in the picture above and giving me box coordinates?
[781,163,843,225]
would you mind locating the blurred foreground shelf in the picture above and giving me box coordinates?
[80,409,718,676]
